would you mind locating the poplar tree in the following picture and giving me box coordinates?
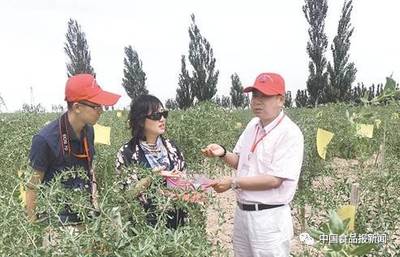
[122,45,148,102]
[64,19,95,77]
[303,0,329,106]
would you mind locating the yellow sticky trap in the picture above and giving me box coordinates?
[18,171,26,207]
[374,119,381,129]
[93,123,111,145]
[355,124,373,138]
[316,128,334,160]
[337,205,356,231]
[116,111,122,118]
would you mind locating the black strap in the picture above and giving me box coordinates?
[59,112,91,168]
[218,144,227,158]
[58,112,96,203]
[237,201,284,211]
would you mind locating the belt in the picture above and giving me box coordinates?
[236,201,284,211]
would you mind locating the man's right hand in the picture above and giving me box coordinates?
[201,144,224,158]
[26,170,44,223]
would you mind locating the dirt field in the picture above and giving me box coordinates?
[206,189,312,256]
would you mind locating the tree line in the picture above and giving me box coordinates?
[298,0,400,107]
[66,0,390,110]
[64,14,249,110]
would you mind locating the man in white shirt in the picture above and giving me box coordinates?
[202,72,304,257]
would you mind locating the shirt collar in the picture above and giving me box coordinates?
[256,110,284,132]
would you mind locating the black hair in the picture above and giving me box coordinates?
[128,94,164,144]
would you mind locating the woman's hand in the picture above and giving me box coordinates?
[160,169,184,178]
[153,166,184,178]
[201,144,224,158]
[152,166,166,174]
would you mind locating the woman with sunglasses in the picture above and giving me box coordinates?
[115,94,187,229]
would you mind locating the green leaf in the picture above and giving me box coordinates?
[374,76,398,104]
[326,251,340,257]
[321,223,331,234]
[330,243,343,252]
[350,243,375,255]
[308,227,325,240]
[126,176,153,199]
[384,76,396,92]
[342,218,351,232]
[328,210,345,234]
[360,93,370,105]
[360,112,373,119]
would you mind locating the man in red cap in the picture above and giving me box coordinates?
[202,72,304,256]
[26,74,120,226]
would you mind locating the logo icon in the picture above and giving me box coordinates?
[299,232,315,246]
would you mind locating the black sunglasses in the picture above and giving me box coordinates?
[146,110,169,121]
[78,102,103,111]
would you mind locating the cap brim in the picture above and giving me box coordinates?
[88,90,121,106]
[243,86,280,96]
[243,86,254,93]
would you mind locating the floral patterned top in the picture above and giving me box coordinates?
[115,137,186,189]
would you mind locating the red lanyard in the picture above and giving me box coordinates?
[250,114,285,153]
[59,112,91,169]
[74,136,90,161]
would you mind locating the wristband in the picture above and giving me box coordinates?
[218,144,227,158]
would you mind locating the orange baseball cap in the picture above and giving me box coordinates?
[65,74,121,106]
[243,72,285,96]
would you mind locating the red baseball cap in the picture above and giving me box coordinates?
[65,74,121,106]
[243,72,285,96]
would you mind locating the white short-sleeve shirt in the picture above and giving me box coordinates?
[233,111,304,205]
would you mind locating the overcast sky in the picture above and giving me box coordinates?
[0,0,399,111]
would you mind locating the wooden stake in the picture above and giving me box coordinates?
[350,183,360,206]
